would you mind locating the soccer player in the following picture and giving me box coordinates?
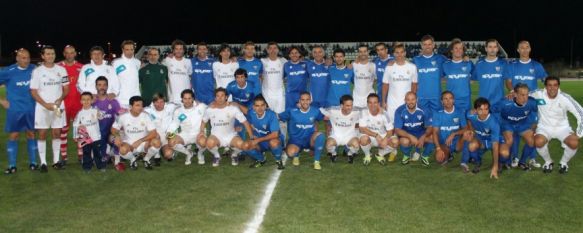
[238,41,263,95]
[283,46,308,110]
[413,35,447,112]
[213,44,239,90]
[352,44,376,109]
[327,48,354,108]
[164,89,207,165]
[463,97,501,178]
[112,40,141,109]
[0,49,39,174]
[531,76,583,174]
[163,39,193,104]
[191,42,216,105]
[279,92,326,170]
[394,92,433,165]
[58,45,84,164]
[306,45,330,108]
[227,68,256,111]
[359,93,398,165]
[93,76,122,169]
[373,42,393,103]
[382,43,418,122]
[30,45,70,172]
[442,38,474,114]
[203,88,253,167]
[472,39,506,108]
[432,91,467,165]
[73,92,104,172]
[143,93,177,166]
[139,47,169,106]
[244,95,285,169]
[260,42,287,114]
[111,96,161,170]
[77,46,120,98]
[322,95,361,164]
[504,41,547,92]
[493,83,538,170]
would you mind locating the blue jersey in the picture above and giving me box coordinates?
[432,107,467,142]
[306,60,329,105]
[442,60,474,100]
[327,65,354,107]
[467,113,500,143]
[373,56,393,102]
[191,57,216,104]
[226,80,256,107]
[284,61,308,93]
[279,107,323,140]
[394,104,432,136]
[248,109,280,138]
[503,59,547,92]
[0,64,36,112]
[492,98,538,126]
[413,54,446,100]
[472,58,507,106]
[238,57,263,95]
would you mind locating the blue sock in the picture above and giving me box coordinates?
[27,139,38,165]
[7,140,18,167]
[422,143,434,157]
[272,145,282,161]
[461,142,470,164]
[246,150,265,161]
[511,133,520,160]
[520,144,535,164]
[400,145,412,157]
[313,134,325,161]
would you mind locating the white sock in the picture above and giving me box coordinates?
[560,147,577,165]
[173,144,191,156]
[327,145,337,155]
[209,146,220,158]
[114,154,121,165]
[197,144,205,159]
[52,139,61,164]
[231,147,242,157]
[144,147,160,161]
[379,147,391,155]
[361,144,371,156]
[348,146,359,155]
[280,122,287,142]
[38,140,47,165]
[121,151,136,162]
[536,144,552,163]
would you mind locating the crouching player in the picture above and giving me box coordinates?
[322,95,360,164]
[143,93,178,166]
[244,95,285,169]
[432,91,467,165]
[394,92,434,166]
[359,93,398,165]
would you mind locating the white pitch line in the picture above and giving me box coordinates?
[243,168,283,233]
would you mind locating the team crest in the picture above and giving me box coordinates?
[146,70,150,75]
[309,117,314,121]
[344,74,349,78]
[108,104,112,110]
[195,62,199,65]
[141,121,145,126]
[529,68,535,74]
[312,66,315,70]
[431,61,436,66]
[524,110,529,115]
[417,115,422,120]
[262,124,267,129]
[208,62,212,66]
[404,115,408,119]
[485,128,490,134]
[406,71,410,75]
[495,66,500,72]
[453,118,459,123]
[253,65,258,70]
[160,69,164,74]
[462,66,467,72]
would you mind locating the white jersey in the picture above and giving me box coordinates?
[78,61,120,95]
[144,102,178,135]
[321,107,360,140]
[73,107,101,141]
[359,109,394,136]
[167,102,207,136]
[163,57,193,103]
[212,61,239,88]
[203,105,247,137]
[261,57,287,96]
[352,61,377,108]
[112,56,141,106]
[112,111,156,144]
[383,61,418,108]
[531,88,583,137]
[30,64,69,106]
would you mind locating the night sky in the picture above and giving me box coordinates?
[1,0,581,62]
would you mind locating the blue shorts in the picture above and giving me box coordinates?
[438,134,460,152]
[405,130,426,139]
[310,99,327,109]
[501,121,532,135]
[258,134,285,152]
[418,98,441,112]
[454,98,471,114]
[5,110,35,132]
[288,136,311,151]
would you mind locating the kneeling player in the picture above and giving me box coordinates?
[463,98,502,178]
[244,95,285,169]
[432,91,467,165]
[359,93,398,165]
[322,95,360,164]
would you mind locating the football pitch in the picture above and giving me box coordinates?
[1,82,582,233]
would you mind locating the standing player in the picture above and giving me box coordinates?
[260,42,287,114]
[191,42,216,105]
[327,48,354,108]
[93,77,122,168]
[373,42,392,103]
[143,93,177,166]
[413,35,447,112]
[139,47,169,106]
[58,45,84,164]
[322,95,361,164]
[238,41,263,96]
[432,91,467,165]
[213,44,239,90]
[504,41,547,92]
[531,76,583,174]
[203,88,253,167]
[283,46,308,110]
[394,92,433,165]
[111,96,161,170]
[244,95,285,169]
[306,45,329,108]
[442,38,474,114]
[472,39,506,109]
[352,44,376,109]
[112,40,141,109]
[30,45,70,172]
[163,39,193,104]
[0,49,39,174]
[279,92,326,170]
[463,98,501,178]
[382,43,418,122]
[359,93,398,165]
[77,46,120,98]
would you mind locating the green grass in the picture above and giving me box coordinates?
[1,82,583,233]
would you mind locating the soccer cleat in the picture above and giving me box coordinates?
[212,157,220,167]
[314,161,322,170]
[347,155,354,164]
[501,163,512,171]
[411,152,421,162]
[144,160,153,170]
[276,161,285,170]
[511,158,519,168]
[231,154,239,166]
[518,163,531,171]
[4,167,17,175]
[460,163,470,173]
[197,153,205,165]
[388,151,397,162]
[559,164,568,174]
[471,163,482,174]
[185,151,194,165]
[421,156,430,167]
[40,164,48,173]
[375,154,386,165]
[542,162,553,173]
[329,153,337,163]
[29,164,38,171]
[401,156,410,165]
[52,162,64,170]
[115,163,126,172]
[529,159,541,168]
[363,155,371,166]
[130,160,138,170]
[292,157,300,166]
[250,160,266,168]
[61,159,68,167]
[448,153,455,162]
[153,158,161,167]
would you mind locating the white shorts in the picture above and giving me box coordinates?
[214,133,238,148]
[353,95,367,109]
[330,134,357,146]
[34,104,66,129]
[360,133,387,147]
[156,130,168,146]
[536,125,573,147]
[126,141,146,153]
[264,92,285,114]
[177,132,197,145]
